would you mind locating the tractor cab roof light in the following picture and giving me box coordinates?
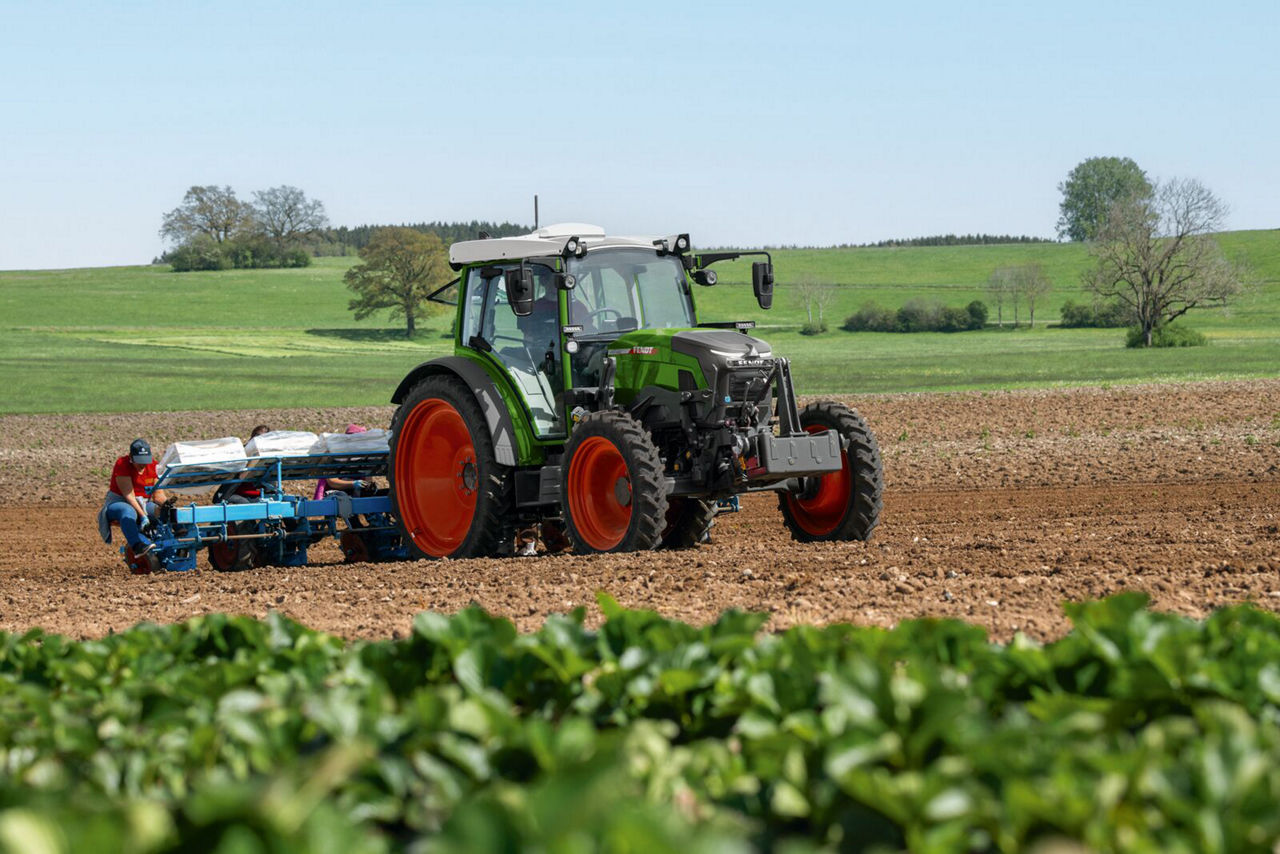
[562,236,586,258]
[655,233,691,257]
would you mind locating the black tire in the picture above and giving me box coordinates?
[207,495,259,572]
[659,497,716,550]
[779,402,883,542]
[561,411,667,554]
[389,374,515,559]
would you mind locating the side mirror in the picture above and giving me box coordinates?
[751,261,774,310]
[507,265,534,317]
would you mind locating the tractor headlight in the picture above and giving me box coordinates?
[566,339,580,354]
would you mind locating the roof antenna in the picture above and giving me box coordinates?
[534,194,539,230]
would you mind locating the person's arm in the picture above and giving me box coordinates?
[326,477,359,491]
[152,488,169,505]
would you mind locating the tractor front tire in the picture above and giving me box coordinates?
[779,402,883,542]
[390,375,515,559]
[561,411,667,554]
[659,497,716,550]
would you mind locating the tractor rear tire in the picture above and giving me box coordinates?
[390,375,515,559]
[659,497,716,550]
[561,411,667,554]
[779,402,883,542]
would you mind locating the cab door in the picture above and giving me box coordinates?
[459,265,564,438]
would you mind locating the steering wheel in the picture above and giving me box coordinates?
[588,307,623,325]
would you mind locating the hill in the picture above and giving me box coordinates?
[0,231,1276,413]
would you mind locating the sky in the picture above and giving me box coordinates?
[0,0,1276,270]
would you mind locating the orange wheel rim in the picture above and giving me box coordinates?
[567,436,632,550]
[784,425,852,537]
[396,398,478,557]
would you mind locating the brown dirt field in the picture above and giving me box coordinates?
[1,380,1277,642]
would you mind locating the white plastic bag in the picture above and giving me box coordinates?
[158,437,248,495]
[245,430,321,457]
[319,428,390,454]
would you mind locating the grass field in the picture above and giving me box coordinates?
[2,231,1277,413]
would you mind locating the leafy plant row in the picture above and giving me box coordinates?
[2,593,1279,853]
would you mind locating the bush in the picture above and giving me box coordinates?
[937,305,971,332]
[896,298,940,332]
[843,302,897,332]
[965,300,988,330]
[798,319,828,336]
[1060,299,1134,328]
[166,238,230,272]
[284,248,311,268]
[1126,323,1208,348]
[844,299,990,333]
[165,237,313,272]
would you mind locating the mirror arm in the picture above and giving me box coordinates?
[693,250,773,269]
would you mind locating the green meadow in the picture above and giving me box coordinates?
[1,231,1277,413]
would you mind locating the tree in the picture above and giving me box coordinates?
[160,185,253,245]
[1011,264,1052,328]
[344,228,448,337]
[987,268,1011,327]
[252,186,328,251]
[791,275,835,333]
[987,267,1026,327]
[1057,156,1152,242]
[1086,178,1245,347]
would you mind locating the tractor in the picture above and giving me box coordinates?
[387,224,882,557]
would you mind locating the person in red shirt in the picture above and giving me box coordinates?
[96,438,170,556]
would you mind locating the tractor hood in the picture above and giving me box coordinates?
[606,328,774,389]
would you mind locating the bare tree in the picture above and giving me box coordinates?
[987,268,1011,327]
[1014,264,1052,328]
[792,275,836,333]
[159,185,253,245]
[252,186,329,251]
[1087,178,1245,347]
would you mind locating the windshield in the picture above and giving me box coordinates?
[567,249,694,335]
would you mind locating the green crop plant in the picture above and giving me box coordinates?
[2,594,1280,852]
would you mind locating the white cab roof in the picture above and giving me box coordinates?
[449,223,670,265]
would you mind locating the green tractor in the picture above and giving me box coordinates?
[388,224,882,557]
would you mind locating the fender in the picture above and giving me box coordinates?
[391,356,520,466]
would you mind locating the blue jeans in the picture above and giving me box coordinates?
[104,494,158,551]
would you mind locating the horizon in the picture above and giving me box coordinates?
[2,0,1276,270]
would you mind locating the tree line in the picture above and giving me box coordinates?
[856,234,1052,248]
[327,221,529,254]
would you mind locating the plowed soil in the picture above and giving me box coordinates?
[2,380,1277,641]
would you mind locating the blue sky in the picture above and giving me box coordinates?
[1,0,1276,269]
